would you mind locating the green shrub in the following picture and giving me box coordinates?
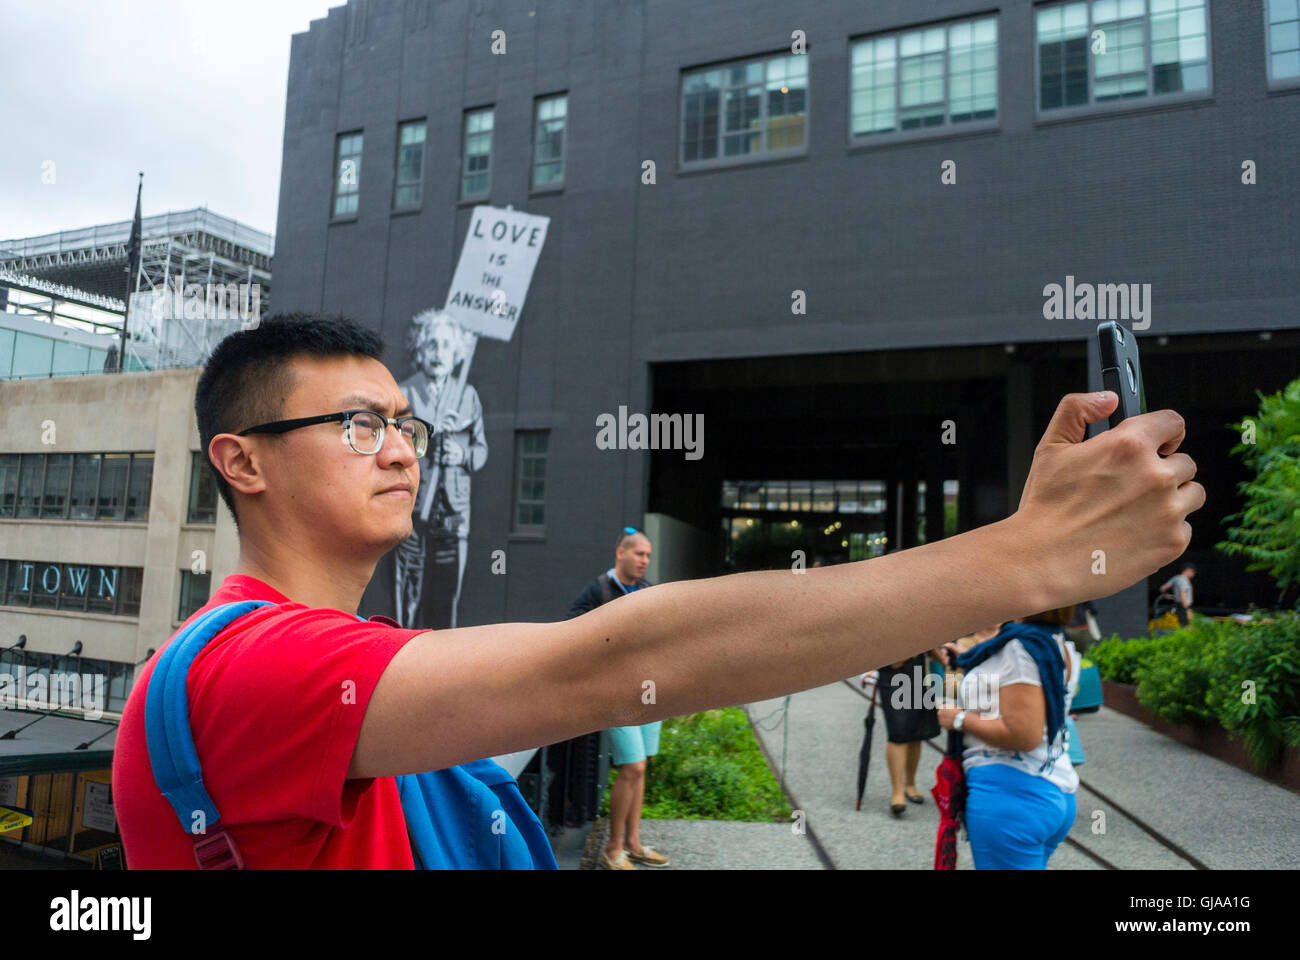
[600,707,792,822]
[1134,623,1231,727]
[1211,612,1300,767]
[1088,633,1160,685]
[1098,615,1300,769]
[1217,377,1300,603]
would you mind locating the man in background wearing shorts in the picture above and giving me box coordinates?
[569,528,670,870]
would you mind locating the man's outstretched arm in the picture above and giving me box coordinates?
[350,391,1203,778]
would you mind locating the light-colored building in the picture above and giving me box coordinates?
[1,367,238,710]
[0,367,240,866]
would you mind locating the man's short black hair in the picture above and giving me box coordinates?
[195,314,385,525]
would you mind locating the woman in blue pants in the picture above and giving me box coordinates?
[938,608,1078,869]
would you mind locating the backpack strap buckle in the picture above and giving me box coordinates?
[193,828,245,870]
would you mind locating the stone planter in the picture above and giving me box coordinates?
[1100,680,1300,793]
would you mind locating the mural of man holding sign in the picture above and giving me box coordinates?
[395,310,487,629]
[392,206,549,630]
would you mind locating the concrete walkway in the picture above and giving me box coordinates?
[570,680,1300,869]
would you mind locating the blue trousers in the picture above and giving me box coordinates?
[964,762,1077,869]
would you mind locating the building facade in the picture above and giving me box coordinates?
[0,368,240,863]
[272,0,1300,639]
[0,368,237,698]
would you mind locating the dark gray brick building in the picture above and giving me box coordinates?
[273,0,1300,638]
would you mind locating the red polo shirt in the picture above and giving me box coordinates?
[113,575,422,868]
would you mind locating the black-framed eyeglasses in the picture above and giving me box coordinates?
[238,409,433,459]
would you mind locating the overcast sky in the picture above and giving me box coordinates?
[0,0,341,244]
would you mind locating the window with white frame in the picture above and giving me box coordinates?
[1036,0,1210,113]
[333,132,363,218]
[1267,0,1300,85]
[394,120,427,209]
[533,94,567,189]
[462,108,494,199]
[681,52,807,165]
[851,15,998,137]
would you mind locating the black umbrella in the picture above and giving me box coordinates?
[855,676,880,811]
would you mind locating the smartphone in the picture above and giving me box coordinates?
[1096,321,1146,430]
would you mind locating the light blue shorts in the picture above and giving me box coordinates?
[964,762,1077,870]
[608,721,662,766]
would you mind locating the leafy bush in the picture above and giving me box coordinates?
[1217,377,1300,604]
[1095,616,1300,768]
[1134,622,1231,727]
[1088,633,1161,685]
[601,707,792,822]
[1211,612,1300,767]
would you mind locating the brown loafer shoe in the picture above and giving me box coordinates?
[600,851,637,870]
[624,845,669,867]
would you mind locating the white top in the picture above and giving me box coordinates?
[957,635,1079,794]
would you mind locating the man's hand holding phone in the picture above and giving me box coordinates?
[1010,390,1204,613]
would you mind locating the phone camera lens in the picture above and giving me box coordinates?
[1114,325,1125,345]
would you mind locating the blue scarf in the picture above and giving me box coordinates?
[956,621,1068,771]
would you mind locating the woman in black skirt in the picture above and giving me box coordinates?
[877,648,946,816]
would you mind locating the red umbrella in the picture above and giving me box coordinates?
[930,730,966,870]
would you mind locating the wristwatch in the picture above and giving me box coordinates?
[953,710,967,732]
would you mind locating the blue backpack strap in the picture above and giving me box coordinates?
[145,601,273,834]
[145,602,556,870]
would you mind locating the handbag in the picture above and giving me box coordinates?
[145,600,557,869]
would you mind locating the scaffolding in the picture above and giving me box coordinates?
[0,208,273,373]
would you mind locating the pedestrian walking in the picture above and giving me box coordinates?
[569,527,670,871]
[876,649,946,815]
[938,608,1079,869]
[1157,562,1197,626]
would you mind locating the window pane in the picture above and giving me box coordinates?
[6,560,32,605]
[41,453,72,518]
[178,570,212,621]
[16,454,44,517]
[86,566,117,613]
[188,451,217,523]
[0,454,18,517]
[1270,21,1300,54]
[534,96,567,186]
[31,561,58,609]
[463,109,493,197]
[69,453,100,520]
[333,132,362,217]
[118,568,143,617]
[1274,50,1300,77]
[395,121,425,207]
[11,331,53,379]
[96,454,129,520]
[58,562,91,611]
[125,453,153,521]
[51,340,89,377]
[0,328,14,379]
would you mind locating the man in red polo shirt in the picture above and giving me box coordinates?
[113,315,1204,868]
